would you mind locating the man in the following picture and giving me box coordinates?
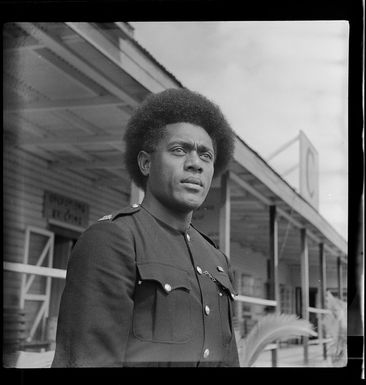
[52,88,240,367]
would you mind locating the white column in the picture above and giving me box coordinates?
[219,171,231,258]
[300,228,310,364]
[130,180,144,205]
[337,257,344,300]
[269,205,280,366]
[319,243,327,360]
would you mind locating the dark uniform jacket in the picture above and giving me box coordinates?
[52,205,240,367]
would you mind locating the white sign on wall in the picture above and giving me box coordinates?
[43,190,89,227]
[299,130,319,209]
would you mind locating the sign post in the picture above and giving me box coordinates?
[299,130,319,209]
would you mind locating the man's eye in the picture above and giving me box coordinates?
[172,147,185,154]
[200,153,213,161]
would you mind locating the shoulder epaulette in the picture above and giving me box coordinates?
[97,204,141,222]
[191,223,218,249]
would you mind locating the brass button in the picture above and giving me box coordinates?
[204,305,210,315]
[196,266,203,274]
[137,280,142,285]
[186,233,191,242]
[217,266,224,272]
[218,291,223,297]
[164,283,172,292]
[203,348,210,358]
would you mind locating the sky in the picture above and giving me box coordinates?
[131,21,349,239]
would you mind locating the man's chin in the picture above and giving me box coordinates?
[187,198,207,211]
[169,189,208,213]
[175,197,204,213]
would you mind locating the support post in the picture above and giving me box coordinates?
[219,171,231,258]
[269,205,280,366]
[130,180,144,206]
[300,228,310,364]
[269,205,280,311]
[337,257,343,300]
[319,243,327,360]
[235,272,243,339]
[219,172,237,340]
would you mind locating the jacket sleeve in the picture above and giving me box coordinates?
[52,221,136,367]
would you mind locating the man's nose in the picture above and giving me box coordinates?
[184,151,203,172]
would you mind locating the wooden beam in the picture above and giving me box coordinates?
[24,294,48,301]
[18,134,123,148]
[114,22,135,38]
[49,155,124,170]
[34,46,109,96]
[16,22,140,109]
[266,133,299,162]
[308,307,331,315]
[231,171,303,228]
[4,39,43,52]
[4,262,66,279]
[269,205,280,366]
[281,163,299,178]
[337,257,344,300]
[230,170,342,258]
[319,244,327,308]
[66,22,180,92]
[230,171,271,206]
[219,171,231,258]
[5,95,124,113]
[300,228,310,364]
[269,206,280,310]
[278,212,340,257]
[319,243,328,359]
[233,138,347,255]
[235,295,277,307]
[234,272,242,339]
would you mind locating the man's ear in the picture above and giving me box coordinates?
[137,150,151,176]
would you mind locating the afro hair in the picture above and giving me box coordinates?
[123,88,235,189]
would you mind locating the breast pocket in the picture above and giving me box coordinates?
[133,262,192,343]
[212,271,236,346]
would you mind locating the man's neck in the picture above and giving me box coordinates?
[141,195,192,233]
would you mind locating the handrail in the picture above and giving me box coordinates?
[308,306,331,315]
[235,294,277,307]
[3,262,66,279]
[308,338,333,345]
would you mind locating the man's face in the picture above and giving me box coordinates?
[144,122,215,213]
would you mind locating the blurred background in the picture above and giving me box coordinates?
[2,21,352,368]
[132,21,349,240]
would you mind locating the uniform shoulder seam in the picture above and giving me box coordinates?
[97,204,141,222]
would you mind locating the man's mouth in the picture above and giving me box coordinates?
[181,177,203,188]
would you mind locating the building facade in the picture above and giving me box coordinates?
[3,22,347,366]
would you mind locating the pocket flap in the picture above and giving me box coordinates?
[137,263,191,292]
[211,270,236,299]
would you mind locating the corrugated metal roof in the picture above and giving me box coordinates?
[114,22,185,88]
